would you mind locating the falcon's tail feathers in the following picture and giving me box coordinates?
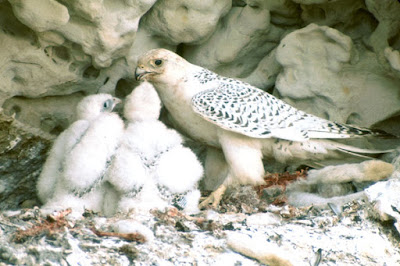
[334,142,395,157]
[306,141,395,169]
[308,123,397,140]
[333,123,397,139]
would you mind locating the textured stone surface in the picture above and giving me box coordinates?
[2,93,84,135]
[0,198,399,265]
[275,23,400,127]
[9,0,70,32]
[1,1,400,262]
[140,0,231,45]
[1,0,399,134]
[183,1,283,78]
[0,0,399,208]
[366,179,400,234]
[0,113,52,209]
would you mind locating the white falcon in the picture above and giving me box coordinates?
[135,48,393,209]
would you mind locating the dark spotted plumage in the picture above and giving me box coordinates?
[191,69,383,142]
[156,184,189,210]
[124,186,143,198]
[193,69,218,84]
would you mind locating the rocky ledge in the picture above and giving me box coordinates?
[1,190,399,265]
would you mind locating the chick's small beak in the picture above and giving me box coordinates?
[113,97,122,105]
[111,97,123,112]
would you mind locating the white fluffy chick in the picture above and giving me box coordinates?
[37,94,124,216]
[105,82,203,215]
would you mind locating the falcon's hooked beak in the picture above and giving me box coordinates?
[135,67,152,81]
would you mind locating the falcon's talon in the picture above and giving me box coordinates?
[199,184,227,210]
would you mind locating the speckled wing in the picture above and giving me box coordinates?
[191,79,377,142]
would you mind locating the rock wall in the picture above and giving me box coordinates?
[1,0,400,134]
[1,0,400,207]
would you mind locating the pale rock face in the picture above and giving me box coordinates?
[384,47,400,72]
[365,0,400,61]
[2,93,83,135]
[2,0,400,136]
[0,3,107,105]
[275,23,400,127]
[8,0,156,68]
[297,0,367,31]
[1,0,156,106]
[366,179,400,234]
[183,1,290,79]
[140,0,231,45]
[9,0,70,32]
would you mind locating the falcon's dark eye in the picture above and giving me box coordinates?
[155,59,162,66]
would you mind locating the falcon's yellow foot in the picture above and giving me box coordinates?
[199,184,227,209]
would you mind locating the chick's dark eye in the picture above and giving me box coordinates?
[103,99,112,110]
[155,59,162,66]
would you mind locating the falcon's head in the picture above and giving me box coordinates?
[135,49,187,83]
[76,93,121,120]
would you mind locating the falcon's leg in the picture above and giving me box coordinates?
[219,131,265,186]
[199,131,265,209]
[202,147,229,190]
[199,147,229,209]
